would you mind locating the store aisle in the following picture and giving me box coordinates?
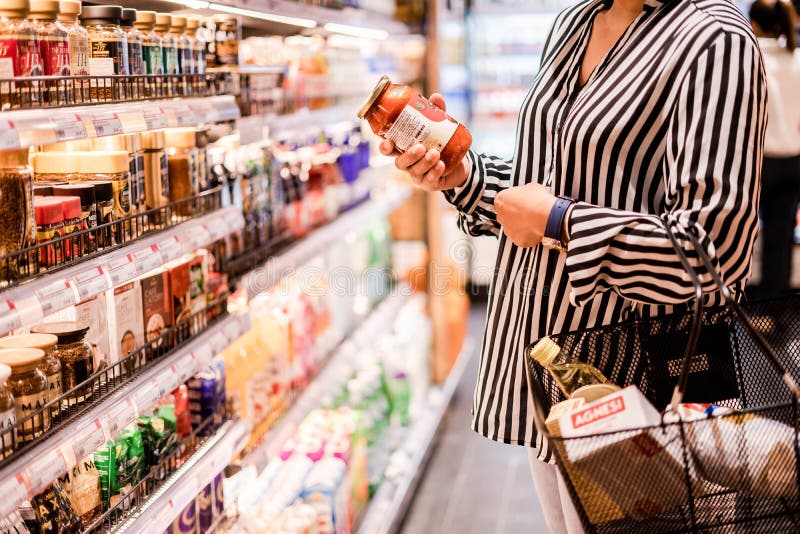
[400,301,547,534]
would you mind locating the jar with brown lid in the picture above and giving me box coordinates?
[90,181,114,248]
[32,150,79,182]
[154,13,178,75]
[0,334,61,411]
[80,5,128,101]
[77,150,131,242]
[134,10,162,77]
[164,127,199,216]
[185,16,204,76]
[0,0,44,109]
[0,363,15,458]
[214,14,239,66]
[51,183,96,255]
[0,347,50,443]
[30,322,93,408]
[141,130,169,227]
[0,149,36,267]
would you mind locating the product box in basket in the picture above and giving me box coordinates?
[559,386,694,520]
[106,281,144,375]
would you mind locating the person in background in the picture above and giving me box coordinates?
[750,0,800,298]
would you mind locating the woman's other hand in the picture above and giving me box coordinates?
[378,93,470,192]
[495,183,557,248]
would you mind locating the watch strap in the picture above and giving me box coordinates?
[544,197,575,242]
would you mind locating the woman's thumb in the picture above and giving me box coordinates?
[429,93,446,111]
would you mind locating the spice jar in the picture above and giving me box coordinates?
[0,363,15,458]
[0,347,50,443]
[57,0,87,73]
[77,151,130,243]
[165,127,199,216]
[33,197,64,267]
[57,195,81,260]
[90,181,114,248]
[214,15,239,66]
[0,0,44,109]
[185,16,204,75]
[31,322,93,408]
[32,150,79,182]
[0,334,61,411]
[81,5,129,101]
[134,10,162,76]
[0,149,36,263]
[28,0,69,76]
[169,15,191,75]
[52,183,96,255]
[141,130,169,226]
[154,13,178,75]
[357,75,472,175]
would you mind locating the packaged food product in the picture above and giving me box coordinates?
[0,0,43,109]
[188,254,206,332]
[0,348,49,442]
[164,127,200,216]
[0,334,61,411]
[212,472,224,517]
[138,405,176,474]
[29,0,70,79]
[30,321,93,406]
[197,484,213,533]
[165,259,192,344]
[140,269,173,356]
[77,151,131,243]
[0,150,36,264]
[134,10,163,76]
[57,0,89,80]
[106,280,145,375]
[32,151,79,183]
[30,480,81,533]
[120,423,145,485]
[213,15,239,66]
[91,181,115,248]
[173,500,197,534]
[357,75,472,175]
[81,5,129,100]
[184,16,205,76]
[0,363,15,458]
[34,197,64,267]
[188,361,225,435]
[140,130,170,226]
[57,195,82,261]
[58,454,102,527]
[169,15,191,75]
[51,183,96,255]
[95,439,126,507]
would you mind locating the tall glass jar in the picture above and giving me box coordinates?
[164,127,199,216]
[185,16,204,74]
[28,0,69,76]
[80,5,128,101]
[93,134,144,234]
[0,347,49,443]
[30,322,93,409]
[77,150,131,243]
[141,130,169,227]
[169,15,191,74]
[0,334,61,414]
[0,363,15,458]
[0,0,44,109]
[56,0,87,102]
[120,7,143,99]
[134,10,162,76]
[154,13,178,75]
[0,149,35,269]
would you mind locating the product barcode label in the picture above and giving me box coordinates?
[133,246,163,275]
[105,398,136,437]
[25,450,67,493]
[72,419,107,460]
[53,114,87,141]
[91,112,123,137]
[143,107,169,129]
[157,236,182,262]
[0,475,27,518]
[0,300,21,335]
[72,266,110,302]
[105,254,138,287]
[35,280,76,317]
[0,120,21,150]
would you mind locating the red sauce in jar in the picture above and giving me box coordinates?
[357,76,472,176]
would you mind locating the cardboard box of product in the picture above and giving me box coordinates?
[558,386,694,521]
[140,269,173,355]
[106,281,145,375]
[164,259,192,344]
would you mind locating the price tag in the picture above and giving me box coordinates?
[35,280,76,317]
[133,245,163,275]
[72,419,107,461]
[174,104,197,126]
[25,449,68,493]
[209,331,229,356]
[0,299,21,335]
[53,113,87,141]
[206,221,227,241]
[193,346,213,367]
[186,225,212,250]
[174,353,197,383]
[91,112,123,136]
[133,379,161,411]
[105,398,136,437]
[72,266,110,302]
[153,377,168,401]
[157,236,182,263]
[188,101,212,121]
[0,475,28,518]
[144,107,169,130]
[105,254,138,287]
[223,210,244,230]
[0,120,21,150]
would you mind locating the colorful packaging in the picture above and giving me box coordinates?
[95,438,130,507]
[106,281,145,375]
[188,254,206,332]
[58,454,102,528]
[197,483,213,533]
[213,473,224,517]
[121,424,146,485]
[188,361,225,435]
[165,259,192,344]
[172,500,197,534]
[138,405,177,471]
[140,269,173,356]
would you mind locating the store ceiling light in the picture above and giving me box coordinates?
[207,3,317,28]
[323,22,389,40]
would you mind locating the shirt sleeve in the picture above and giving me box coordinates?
[564,33,767,307]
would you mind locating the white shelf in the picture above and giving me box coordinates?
[241,175,410,298]
[0,206,245,338]
[0,95,240,150]
[237,103,361,145]
[117,418,250,534]
[0,312,252,519]
[356,338,474,534]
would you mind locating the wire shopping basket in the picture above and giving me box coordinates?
[526,224,800,533]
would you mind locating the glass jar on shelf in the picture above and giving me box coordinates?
[0,0,44,109]
[0,363,15,458]
[169,15,191,77]
[120,7,143,98]
[56,0,88,102]
[134,10,163,81]
[28,0,70,105]
[0,149,36,275]
[0,334,61,414]
[154,12,178,75]
[30,322,93,410]
[80,5,129,101]
[164,127,200,217]
[0,347,49,443]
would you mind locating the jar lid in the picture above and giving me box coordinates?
[34,198,64,225]
[58,0,80,17]
[186,16,199,30]
[155,12,172,29]
[120,7,136,25]
[90,181,114,202]
[31,321,90,345]
[0,348,46,373]
[32,152,80,174]
[134,9,155,26]
[29,0,59,19]
[52,184,96,208]
[357,75,391,119]
[140,130,165,150]
[0,363,10,386]
[80,5,122,25]
[33,184,53,196]
[0,149,30,168]
[41,139,92,152]
[164,127,197,149]
[92,134,124,152]
[0,334,58,351]
[170,15,186,30]
[58,196,82,220]
[78,150,128,174]
[0,0,28,18]
[214,14,238,23]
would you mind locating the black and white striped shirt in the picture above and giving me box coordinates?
[444,0,766,461]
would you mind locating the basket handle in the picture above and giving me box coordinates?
[661,219,800,410]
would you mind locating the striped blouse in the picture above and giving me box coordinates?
[444,0,767,461]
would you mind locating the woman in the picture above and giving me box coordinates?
[749,0,800,298]
[381,0,766,531]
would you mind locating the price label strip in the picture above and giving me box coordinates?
[0,120,21,150]
[175,104,197,126]
[53,113,87,141]
[133,245,163,275]
[0,299,21,336]
[105,254,138,287]
[186,224,212,250]
[157,236,182,263]
[91,112,123,137]
[133,380,161,412]
[72,418,107,461]
[143,107,169,129]
[34,280,77,317]
[0,475,28,518]
[209,331,230,356]
[72,266,110,302]
[24,449,68,493]
[105,398,136,438]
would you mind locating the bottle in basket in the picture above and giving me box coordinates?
[528,337,610,397]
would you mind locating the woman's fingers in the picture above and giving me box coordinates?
[422,161,446,188]
[394,143,427,170]
[408,149,441,178]
[429,93,446,111]
[379,139,395,156]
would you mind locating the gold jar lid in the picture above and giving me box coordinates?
[154,12,172,31]
[0,348,46,374]
[57,0,80,19]
[186,16,199,31]
[0,334,58,352]
[357,75,391,119]
[78,151,129,174]
[0,0,29,19]
[41,139,92,152]
[170,15,186,32]
[164,127,197,149]
[134,9,156,28]
[32,151,80,174]
[140,130,165,150]
[29,0,58,19]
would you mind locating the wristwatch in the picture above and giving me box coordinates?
[542,196,575,253]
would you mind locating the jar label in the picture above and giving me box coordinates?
[89,38,125,75]
[67,32,89,75]
[15,391,49,439]
[0,36,44,77]
[46,372,62,403]
[0,407,15,434]
[42,36,71,76]
[385,95,459,153]
[128,42,144,75]
[178,45,193,74]
[143,43,164,75]
[164,45,179,75]
[113,177,132,217]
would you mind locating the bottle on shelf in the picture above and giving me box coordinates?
[80,5,129,101]
[56,0,88,83]
[120,7,144,98]
[528,337,613,399]
[154,12,179,75]
[28,0,71,111]
[134,10,164,77]
[0,0,44,109]
[169,15,192,76]
[185,16,205,76]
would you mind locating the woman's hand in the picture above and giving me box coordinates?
[378,93,470,192]
[495,183,557,247]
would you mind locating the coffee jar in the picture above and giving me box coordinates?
[0,149,36,264]
[77,150,131,242]
[0,334,61,411]
[0,0,44,108]
[31,322,93,408]
[0,363,15,458]
[0,347,50,443]
[81,5,129,100]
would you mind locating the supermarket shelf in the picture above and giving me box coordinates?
[0,95,240,150]
[0,312,251,519]
[356,338,475,534]
[0,206,244,338]
[117,418,250,534]
[241,175,410,298]
[237,102,360,144]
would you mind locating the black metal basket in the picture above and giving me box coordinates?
[526,226,800,533]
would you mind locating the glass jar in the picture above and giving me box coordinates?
[357,75,472,175]
[56,0,88,103]
[169,15,191,75]
[33,197,64,267]
[84,142,133,239]
[164,127,199,217]
[154,13,178,75]
[141,130,169,227]
[214,15,239,66]
[0,347,49,443]
[185,16,204,75]
[195,126,209,192]
[0,149,36,263]
[0,0,44,109]
[51,183,96,255]
[90,180,113,248]
[57,195,80,261]
[80,5,128,101]
[28,0,69,77]
[30,322,93,408]
[134,10,162,76]
[32,150,79,182]
[0,334,61,412]
[120,7,143,99]
[0,363,15,458]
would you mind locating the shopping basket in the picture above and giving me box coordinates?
[526,222,800,533]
